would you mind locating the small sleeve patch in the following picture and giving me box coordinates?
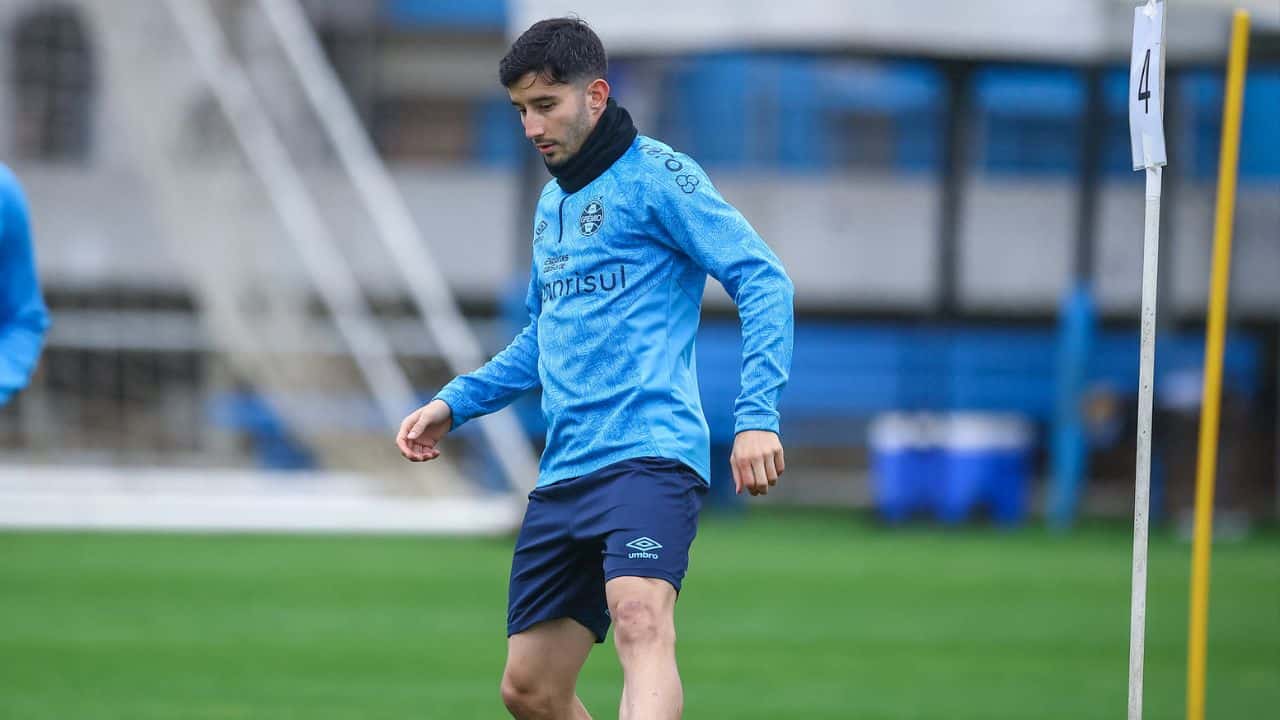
[674,174,700,193]
[638,142,705,195]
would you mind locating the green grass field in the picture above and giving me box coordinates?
[1,510,1276,719]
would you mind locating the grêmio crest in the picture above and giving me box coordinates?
[579,198,604,237]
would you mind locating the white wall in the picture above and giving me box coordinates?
[511,0,1280,62]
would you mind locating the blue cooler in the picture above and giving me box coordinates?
[869,414,937,523]
[937,414,1033,526]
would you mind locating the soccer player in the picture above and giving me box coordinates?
[395,18,793,720]
[0,164,50,407]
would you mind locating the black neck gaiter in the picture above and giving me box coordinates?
[547,98,638,194]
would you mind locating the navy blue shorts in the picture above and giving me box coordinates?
[507,456,708,643]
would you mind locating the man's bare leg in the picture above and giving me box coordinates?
[502,618,595,719]
[606,576,681,720]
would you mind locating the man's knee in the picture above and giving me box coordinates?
[500,667,564,719]
[611,597,673,651]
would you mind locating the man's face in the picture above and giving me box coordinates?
[508,72,605,167]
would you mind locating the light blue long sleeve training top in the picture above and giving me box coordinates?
[0,164,50,406]
[436,136,794,486]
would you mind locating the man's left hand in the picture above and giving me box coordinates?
[730,430,785,496]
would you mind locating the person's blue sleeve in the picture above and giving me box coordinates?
[433,259,540,430]
[645,163,794,436]
[0,169,51,407]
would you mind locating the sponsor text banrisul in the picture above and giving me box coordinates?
[540,264,627,303]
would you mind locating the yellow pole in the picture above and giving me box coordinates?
[1187,10,1250,720]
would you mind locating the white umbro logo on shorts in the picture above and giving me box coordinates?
[626,537,662,552]
[625,536,663,559]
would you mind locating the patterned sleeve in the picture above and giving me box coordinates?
[644,156,794,435]
[433,258,541,430]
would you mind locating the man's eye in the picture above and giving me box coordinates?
[537,103,554,111]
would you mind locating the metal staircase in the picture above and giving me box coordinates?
[81,0,539,500]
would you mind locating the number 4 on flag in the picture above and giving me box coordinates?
[1130,0,1168,170]
[1138,49,1153,113]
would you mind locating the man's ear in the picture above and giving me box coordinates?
[585,78,611,115]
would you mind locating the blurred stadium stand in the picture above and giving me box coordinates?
[0,0,1276,525]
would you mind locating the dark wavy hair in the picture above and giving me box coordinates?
[499,17,607,88]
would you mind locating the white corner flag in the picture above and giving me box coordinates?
[1126,2,1167,720]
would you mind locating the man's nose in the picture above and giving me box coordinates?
[523,116,544,139]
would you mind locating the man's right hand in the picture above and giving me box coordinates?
[395,399,452,462]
